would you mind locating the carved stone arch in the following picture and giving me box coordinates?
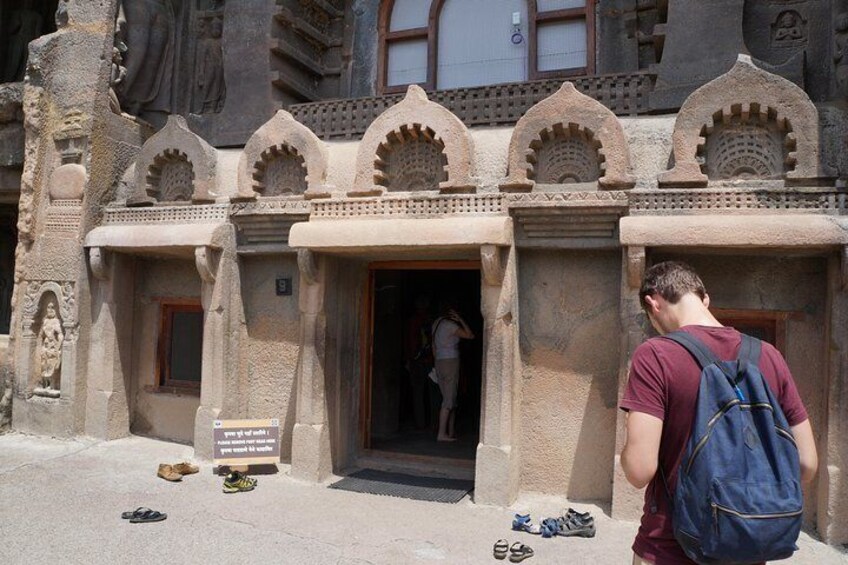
[501,82,635,191]
[659,54,820,187]
[352,85,475,195]
[133,115,218,204]
[237,110,329,200]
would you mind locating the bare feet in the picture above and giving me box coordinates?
[437,435,457,442]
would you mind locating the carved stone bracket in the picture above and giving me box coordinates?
[195,246,219,284]
[481,245,505,286]
[626,246,646,289]
[842,246,848,292]
[297,249,318,285]
[89,247,110,281]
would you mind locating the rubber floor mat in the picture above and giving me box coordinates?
[328,468,473,503]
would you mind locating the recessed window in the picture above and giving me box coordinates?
[157,302,204,390]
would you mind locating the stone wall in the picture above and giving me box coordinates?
[241,255,300,462]
[131,258,201,444]
[518,249,621,500]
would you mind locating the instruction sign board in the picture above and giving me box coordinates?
[213,419,280,465]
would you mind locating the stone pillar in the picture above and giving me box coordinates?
[475,244,522,506]
[193,244,228,459]
[291,249,332,482]
[817,248,848,544]
[611,245,648,520]
[84,248,132,440]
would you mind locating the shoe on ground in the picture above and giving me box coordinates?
[556,515,596,538]
[222,471,257,493]
[157,463,183,482]
[172,462,199,475]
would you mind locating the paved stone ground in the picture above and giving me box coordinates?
[0,433,845,565]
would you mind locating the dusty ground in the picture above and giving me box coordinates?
[0,433,845,565]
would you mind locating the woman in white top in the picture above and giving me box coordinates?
[431,300,475,442]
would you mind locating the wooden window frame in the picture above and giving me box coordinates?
[156,300,204,394]
[712,308,802,355]
[377,0,596,94]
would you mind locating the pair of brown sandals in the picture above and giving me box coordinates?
[494,540,533,562]
[157,462,199,482]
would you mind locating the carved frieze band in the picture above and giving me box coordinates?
[629,189,848,215]
[507,191,629,208]
[103,204,229,225]
[310,194,505,220]
[230,198,312,217]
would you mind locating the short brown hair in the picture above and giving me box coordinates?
[639,261,706,310]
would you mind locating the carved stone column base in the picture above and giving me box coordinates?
[193,405,221,460]
[84,389,129,441]
[474,444,519,506]
[291,422,331,483]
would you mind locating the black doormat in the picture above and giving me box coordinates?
[329,469,474,503]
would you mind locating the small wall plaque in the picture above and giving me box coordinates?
[276,277,292,296]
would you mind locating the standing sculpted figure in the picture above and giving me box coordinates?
[116,0,177,116]
[835,14,848,98]
[36,301,63,397]
[3,0,44,82]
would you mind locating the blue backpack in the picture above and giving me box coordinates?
[661,331,803,564]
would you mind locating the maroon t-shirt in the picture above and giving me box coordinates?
[619,325,809,565]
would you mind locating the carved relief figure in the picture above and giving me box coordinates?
[773,11,804,43]
[195,17,226,114]
[3,0,44,82]
[835,13,848,98]
[117,0,177,116]
[35,301,63,398]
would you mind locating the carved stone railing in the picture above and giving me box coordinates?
[629,188,848,215]
[309,193,506,220]
[102,203,229,225]
[289,73,656,140]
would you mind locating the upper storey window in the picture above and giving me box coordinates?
[379,0,594,93]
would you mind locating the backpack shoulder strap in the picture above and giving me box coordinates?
[737,333,762,367]
[662,331,720,370]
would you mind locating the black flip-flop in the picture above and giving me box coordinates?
[121,507,151,520]
[129,509,167,523]
[509,542,534,562]
[493,539,509,560]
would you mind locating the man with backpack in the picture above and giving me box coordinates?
[620,261,818,564]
